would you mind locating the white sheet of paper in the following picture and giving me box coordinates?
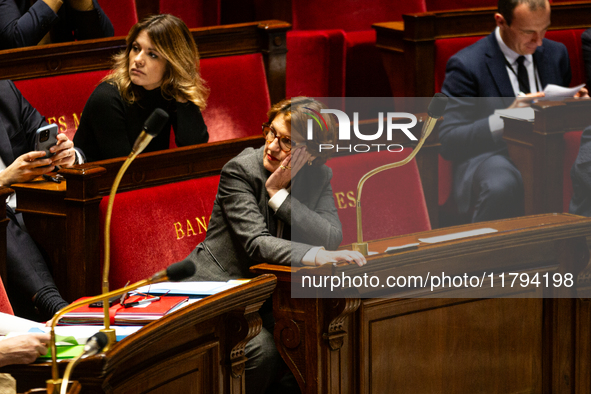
[494,107,535,121]
[135,281,245,296]
[418,228,498,244]
[0,312,43,334]
[385,243,420,253]
[543,83,585,98]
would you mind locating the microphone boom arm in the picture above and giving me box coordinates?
[352,116,439,255]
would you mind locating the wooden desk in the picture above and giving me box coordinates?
[1,274,276,394]
[252,214,591,393]
[503,99,591,215]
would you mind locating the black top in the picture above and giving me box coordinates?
[74,81,208,162]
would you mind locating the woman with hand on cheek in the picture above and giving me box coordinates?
[181,97,366,394]
[74,14,208,162]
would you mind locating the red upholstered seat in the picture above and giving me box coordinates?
[101,175,220,289]
[0,278,14,315]
[327,149,431,246]
[286,30,346,98]
[291,0,426,32]
[434,36,482,94]
[14,70,110,141]
[159,0,221,28]
[98,0,138,37]
[345,30,395,98]
[545,29,586,87]
[288,0,426,99]
[200,53,271,142]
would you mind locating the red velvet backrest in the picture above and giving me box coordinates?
[286,30,346,98]
[0,278,13,315]
[98,0,138,37]
[434,29,586,94]
[159,0,221,28]
[563,130,583,212]
[545,29,586,87]
[434,36,482,94]
[425,0,497,11]
[101,175,220,289]
[327,149,431,246]
[14,70,110,141]
[291,0,426,31]
[200,53,271,142]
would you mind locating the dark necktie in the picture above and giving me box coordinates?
[516,56,531,94]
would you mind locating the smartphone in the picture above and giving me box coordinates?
[89,295,122,308]
[34,124,58,158]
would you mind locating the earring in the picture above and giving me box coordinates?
[307,159,313,166]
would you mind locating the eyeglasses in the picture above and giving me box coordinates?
[262,123,293,152]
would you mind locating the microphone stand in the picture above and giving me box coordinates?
[352,94,447,256]
[101,128,164,349]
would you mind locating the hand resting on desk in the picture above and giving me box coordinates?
[315,249,367,267]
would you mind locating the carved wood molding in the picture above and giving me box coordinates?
[276,318,302,350]
[225,307,264,379]
[274,317,306,389]
[323,298,361,351]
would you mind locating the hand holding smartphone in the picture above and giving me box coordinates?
[34,124,58,158]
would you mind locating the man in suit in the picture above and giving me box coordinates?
[181,97,366,394]
[0,80,82,321]
[0,0,113,50]
[439,0,584,223]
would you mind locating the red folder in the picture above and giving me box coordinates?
[60,295,189,325]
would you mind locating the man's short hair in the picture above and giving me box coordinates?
[498,0,548,25]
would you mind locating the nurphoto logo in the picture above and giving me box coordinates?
[304,108,418,153]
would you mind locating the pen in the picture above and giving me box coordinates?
[123,296,160,308]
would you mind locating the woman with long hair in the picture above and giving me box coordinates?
[74,14,209,162]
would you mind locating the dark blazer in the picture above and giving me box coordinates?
[570,126,591,216]
[0,0,113,50]
[439,32,571,212]
[0,79,47,163]
[183,146,343,281]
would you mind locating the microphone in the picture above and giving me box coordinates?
[59,332,109,394]
[148,260,196,283]
[131,108,169,155]
[420,92,448,140]
[83,332,109,357]
[352,94,448,256]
